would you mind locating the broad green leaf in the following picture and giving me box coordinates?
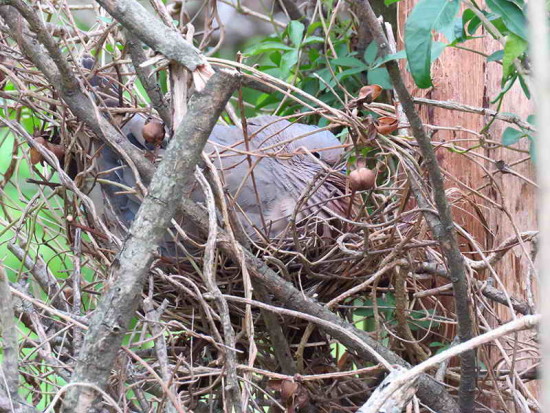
[364,42,379,63]
[527,114,535,125]
[306,21,323,35]
[502,127,525,145]
[385,0,401,5]
[503,33,527,77]
[368,67,393,89]
[466,11,483,35]
[336,67,367,80]
[404,0,460,88]
[431,41,447,62]
[371,50,407,68]
[485,0,527,40]
[287,20,305,47]
[302,36,325,45]
[487,49,504,62]
[280,49,299,78]
[244,42,294,55]
[331,56,367,68]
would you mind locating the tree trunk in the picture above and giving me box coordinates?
[396,1,538,408]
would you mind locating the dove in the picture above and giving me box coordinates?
[93,113,349,245]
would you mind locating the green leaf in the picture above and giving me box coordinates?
[244,42,294,55]
[280,49,299,78]
[527,114,535,125]
[364,42,379,63]
[485,0,528,40]
[331,56,367,68]
[302,36,325,45]
[518,73,530,98]
[503,33,527,77]
[371,50,407,68]
[385,0,401,4]
[336,67,367,79]
[487,49,504,62]
[502,127,526,145]
[404,0,460,88]
[431,41,447,62]
[287,20,305,47]
[368,67,393,89]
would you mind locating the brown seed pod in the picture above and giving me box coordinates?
[375,116,399,135]
[29,136,48,165]
[29,136,66,165]
[349,167,376,192]
[142,118,165,147]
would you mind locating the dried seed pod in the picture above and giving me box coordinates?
[349,167,376,191]
[142,118,165,147]
[29,136,66,165]
[29,136,48,164]
[375,116,399,135]
[358,84,383,103]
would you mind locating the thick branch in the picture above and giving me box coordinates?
[62,69,240,411]
[94,0,206,72]
[348,1,476,410]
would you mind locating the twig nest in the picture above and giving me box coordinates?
[142,118,165,147]
[349,167,376,191]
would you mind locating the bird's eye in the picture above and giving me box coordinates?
[312,152,321,159]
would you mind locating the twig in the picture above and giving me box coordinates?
[0,265,21,410]
[94,0,207,73]
[124,31,172,129]
[413,98,535,132]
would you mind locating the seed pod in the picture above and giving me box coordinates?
[29,136,48,165]
[142,118,165,147]
[349,167,376,191]
[375,116,398,135]
[29,136,66,165]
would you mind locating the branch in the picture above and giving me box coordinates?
[416,231,538,315]
[348,1,476,409]
[0,2,154,182]
[62,69,240,411]
[416,262,532,315]
[413,98,535,132]
[94,0,208,73]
